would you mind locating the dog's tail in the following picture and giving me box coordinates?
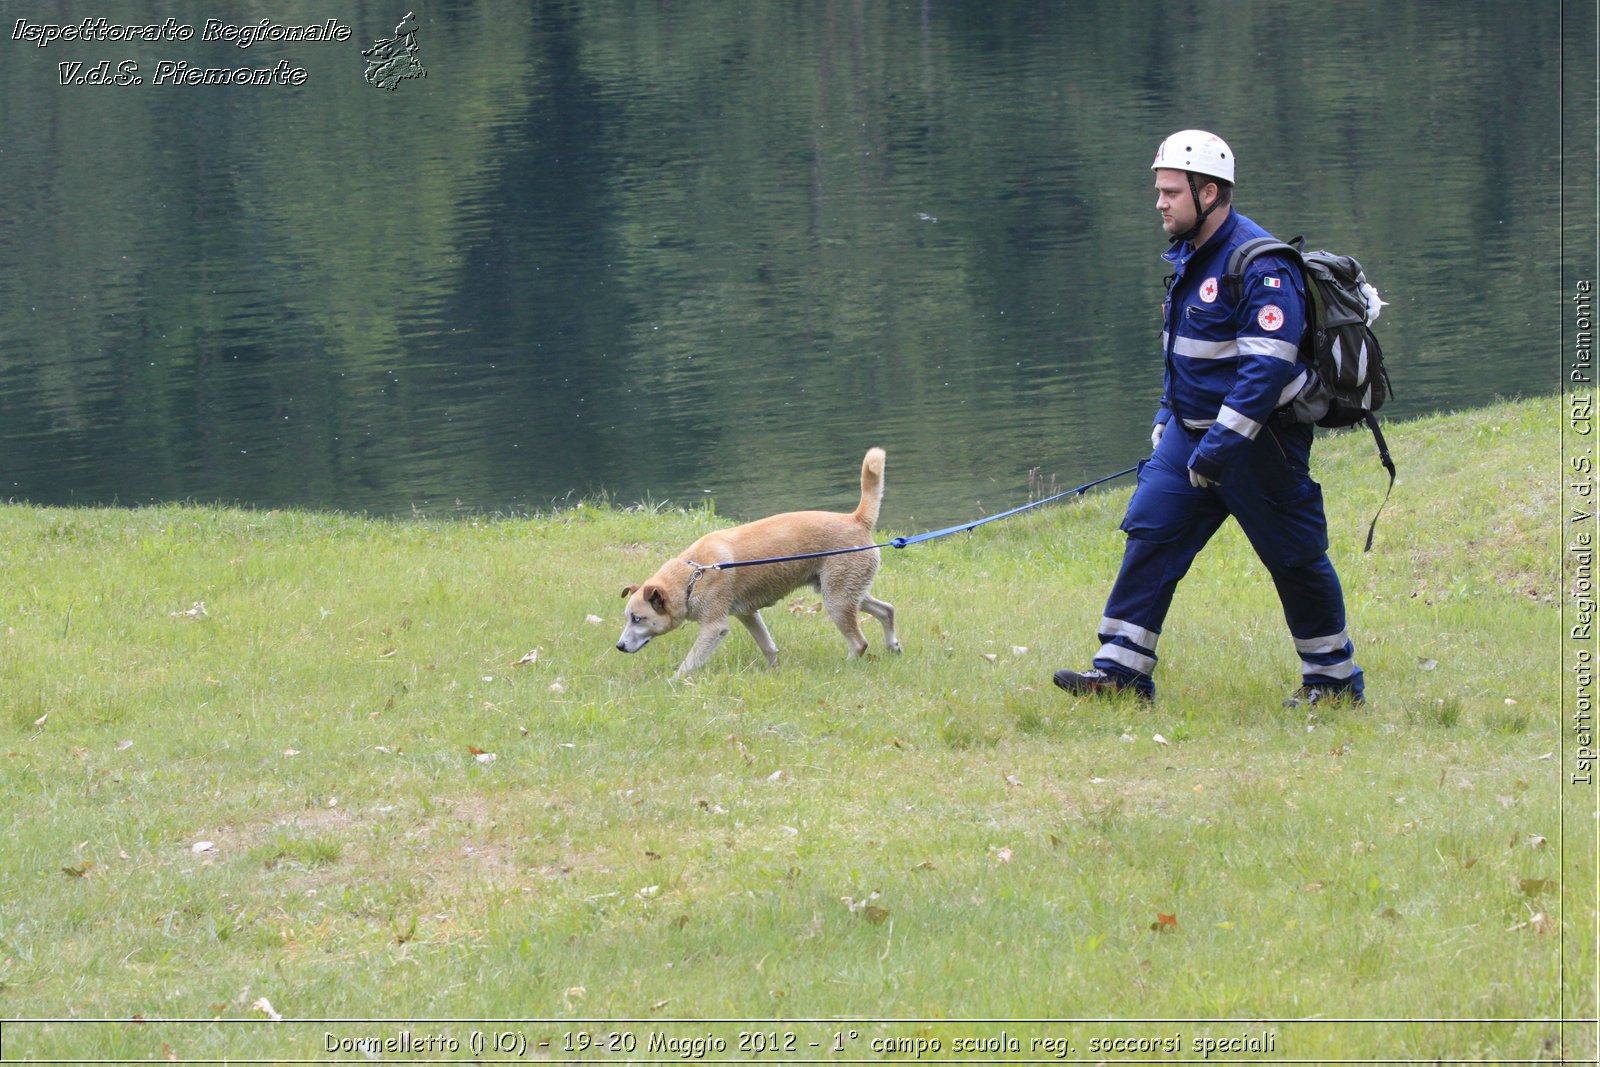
[852,447,887,529]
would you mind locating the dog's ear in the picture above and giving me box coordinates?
[621,583,639,598]
[645,584,668,614]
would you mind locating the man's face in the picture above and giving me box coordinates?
[1154,168,1202,238]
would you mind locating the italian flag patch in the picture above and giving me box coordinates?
[1262,276,1282,289]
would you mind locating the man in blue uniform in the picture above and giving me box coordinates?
[1053,130,1364,706]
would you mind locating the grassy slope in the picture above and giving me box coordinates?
[0,397,1590,1061]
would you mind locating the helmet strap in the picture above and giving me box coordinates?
[1171,171,1218,245]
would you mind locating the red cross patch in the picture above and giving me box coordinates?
[1258,304,1284,331]
[1199,277,1218,304]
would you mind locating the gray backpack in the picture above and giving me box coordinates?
[1224,237,1394,550]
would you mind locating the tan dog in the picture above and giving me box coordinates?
[617,448,901,676]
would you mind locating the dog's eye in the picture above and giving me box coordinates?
[629,613,642,625]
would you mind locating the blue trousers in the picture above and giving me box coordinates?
[1093,420,1362,692]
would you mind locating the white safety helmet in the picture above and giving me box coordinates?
[1151,130,1235,185]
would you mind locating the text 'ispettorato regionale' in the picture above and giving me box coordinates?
[12,18,354,87]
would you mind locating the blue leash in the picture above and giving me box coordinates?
[697,464,1139,572]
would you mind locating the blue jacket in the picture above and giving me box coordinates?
[1155,210,1312,483]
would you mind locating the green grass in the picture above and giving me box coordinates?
[0,397,1590,1062]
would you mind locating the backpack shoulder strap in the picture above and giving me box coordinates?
[1222,236,1305,303]
[1362,411,1397,552]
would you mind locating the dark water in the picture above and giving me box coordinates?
[0,1,1587,526]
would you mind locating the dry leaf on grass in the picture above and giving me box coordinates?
[1508,912,1551,934]
[1150,912,1178,932]
[841,891,882,914]
[512,649,539,667]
